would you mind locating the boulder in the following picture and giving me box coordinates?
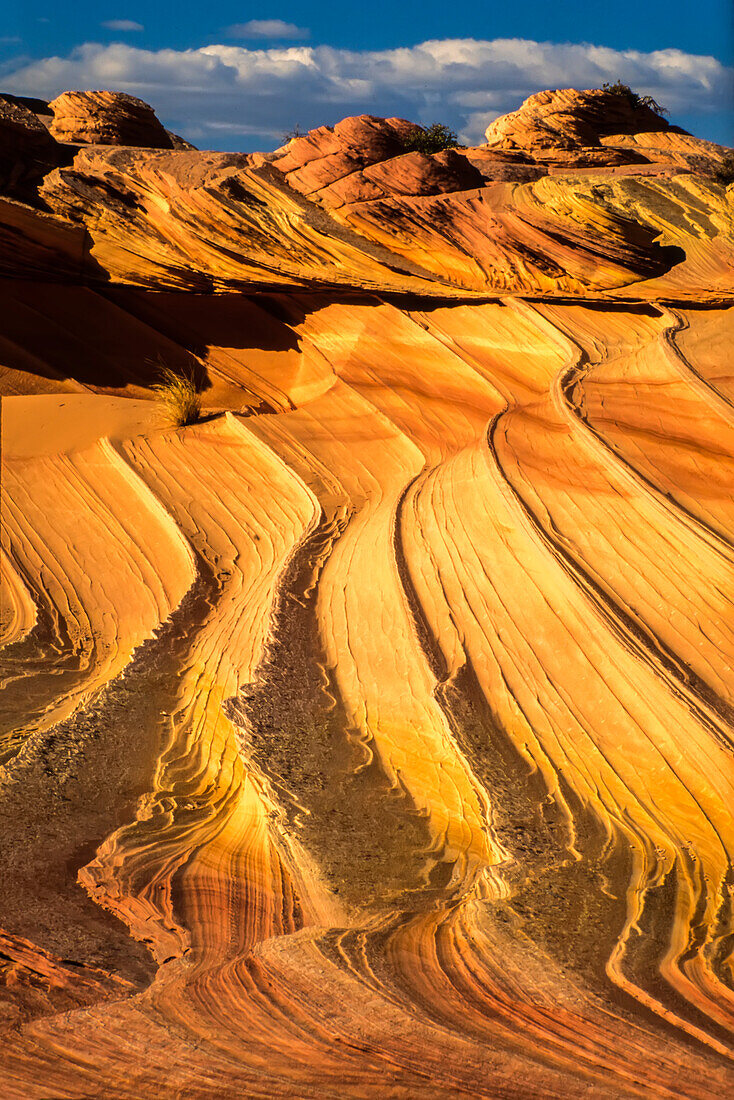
[0,95,56,154]
[484,88,675,164]
[0,94,63,199]
[49,90,174,149]
[363,148,484,197]
[271,114,482,208]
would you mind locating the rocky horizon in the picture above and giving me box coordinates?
[1,81,733,1099]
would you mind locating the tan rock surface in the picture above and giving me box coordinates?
[49,90,174,148]
[0,90,726,299]
[0,85,733,1099]
[484,86,672,156]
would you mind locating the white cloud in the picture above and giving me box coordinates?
[225,20,309,40]
[3,37,731,150]
[102,20,144,33]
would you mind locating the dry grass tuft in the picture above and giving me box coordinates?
[152,365,202,427]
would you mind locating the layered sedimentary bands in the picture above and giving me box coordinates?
[1,85,733,1097]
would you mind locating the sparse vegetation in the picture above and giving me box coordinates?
[711,150,734,186]
[398,122,461,155]
[602,81,668,117]
[152,364,202,427]
[281,123,305,144]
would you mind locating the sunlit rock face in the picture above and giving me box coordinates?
[48,90,176,149]
[483,86,671,157]
[0,87,733,1098]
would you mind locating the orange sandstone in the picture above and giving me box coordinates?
[0,86,733,1099]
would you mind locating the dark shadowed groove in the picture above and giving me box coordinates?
[392,471,635,972]
[226,494,440,915]
[620,861,734,1052]
[0,570,223,990]
[392,446,734,1075]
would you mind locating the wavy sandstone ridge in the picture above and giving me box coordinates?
[0,86,733,1097]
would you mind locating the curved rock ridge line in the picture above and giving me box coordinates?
[0,550,36,649]
[78,415,339,963]
[2,295,733,1097]
[0,439,196,762]
[1,88,732,299]
[1,86,733,1097]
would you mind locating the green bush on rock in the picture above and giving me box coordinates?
[399,122,461,155]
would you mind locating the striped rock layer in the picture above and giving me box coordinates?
[0,87,733,1098]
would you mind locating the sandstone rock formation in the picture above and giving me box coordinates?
[484,86,671,159]
[0,97,54,155]
[266,114,484,204]
[0,89,726,300]
[0,87,733,1099]
[0,95,63,201]
[48,90,174,148]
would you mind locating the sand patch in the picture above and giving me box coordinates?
[1,393,159,458]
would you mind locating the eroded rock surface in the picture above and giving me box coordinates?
[0,85,733,1100]
[0,87,729,299]
[484,86,672,157]
[49,90,174,149]
[0,95,63,201]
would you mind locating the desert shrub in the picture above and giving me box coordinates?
[602,80,635,98]
[638,93,669,116]
[152,364,202,427]
[711,150,734,186]
[399,122,461,155]
[281,123,305,143]
[602,81,668,117]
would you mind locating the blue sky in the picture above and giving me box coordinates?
[2,2,732,149]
